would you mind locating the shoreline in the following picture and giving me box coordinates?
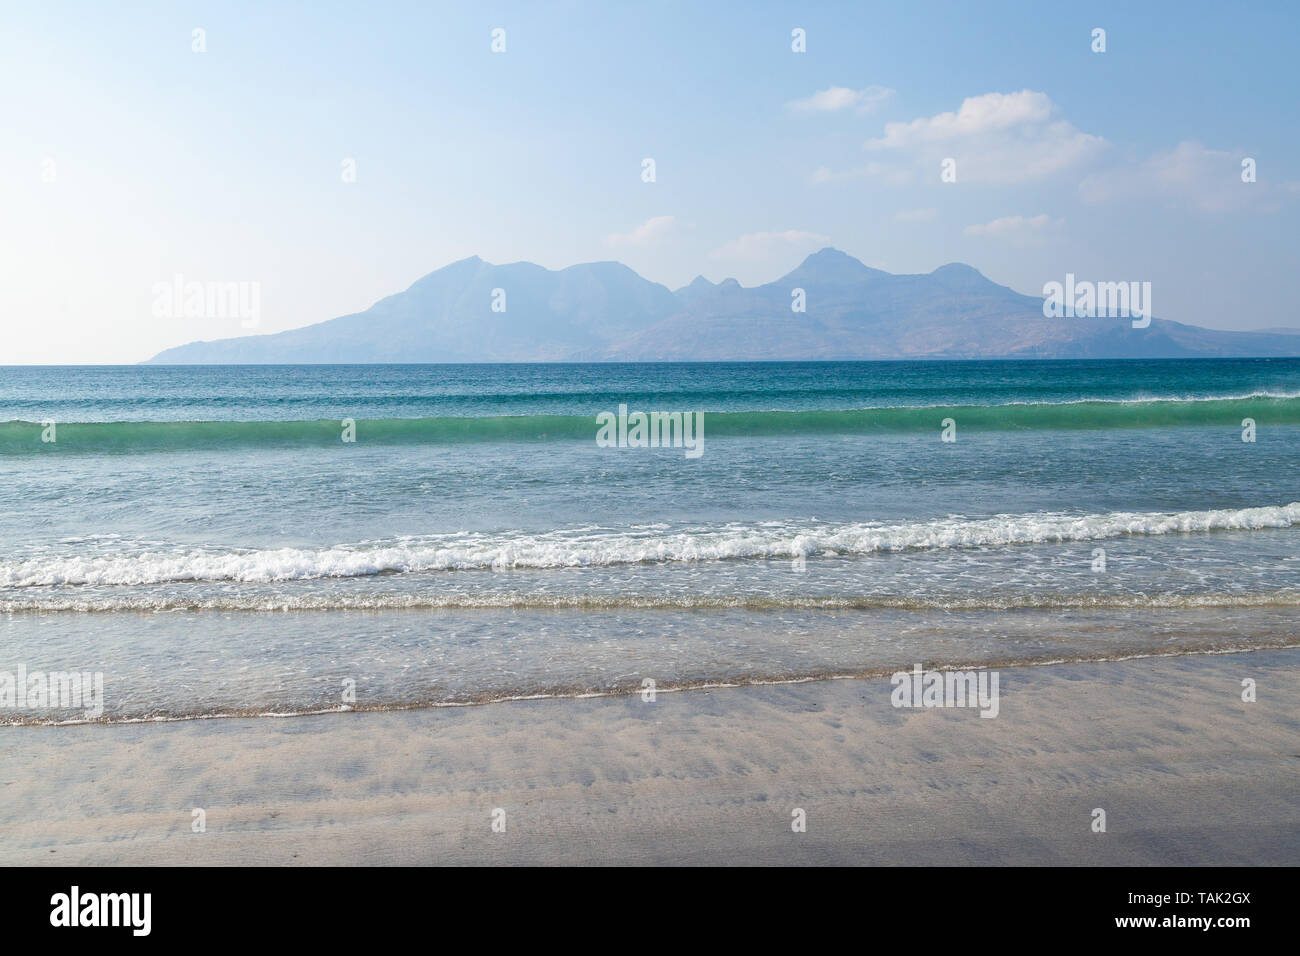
[3,641,1299,728]
[2,646,1297,865]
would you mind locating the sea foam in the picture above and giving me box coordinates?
[4,502,1298,588]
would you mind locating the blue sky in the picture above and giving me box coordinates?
[2,0,1297,362]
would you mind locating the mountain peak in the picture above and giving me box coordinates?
[801,247,855,265]
[929,262,984,278]
[674,274,721,301]
[399,254,490,296]
[923,262,999,293]
[777,247,882,286]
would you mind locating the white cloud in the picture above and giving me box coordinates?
[863,90,1107,184]
[788,85,895,115]
[709,230,830,262]
[1079,140,1296,213]
[963,213,1061,244]
[870,90,1052,146]
[604,215,677,247]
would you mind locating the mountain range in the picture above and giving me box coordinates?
[144,249,1300,363]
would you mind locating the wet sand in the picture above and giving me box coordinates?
[2,648,1297,865]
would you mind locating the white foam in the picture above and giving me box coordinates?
[4,502,1299,588]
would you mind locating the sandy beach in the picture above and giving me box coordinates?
[2,648,1296,866]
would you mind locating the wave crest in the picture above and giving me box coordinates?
[4,503,1298,588]
[4,393,1300,454]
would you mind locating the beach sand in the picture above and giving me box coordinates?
[2,648,1297,866]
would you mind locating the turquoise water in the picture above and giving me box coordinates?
[2,360,1299,721]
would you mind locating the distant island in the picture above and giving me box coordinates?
[144,248,1300,363]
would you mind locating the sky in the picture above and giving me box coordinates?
[1,0,1297,363]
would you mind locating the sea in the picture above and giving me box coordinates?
[2,359,1298,722]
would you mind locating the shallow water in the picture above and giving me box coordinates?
[2,360,1298,721]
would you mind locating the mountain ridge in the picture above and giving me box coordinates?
[144,249,1300,363]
